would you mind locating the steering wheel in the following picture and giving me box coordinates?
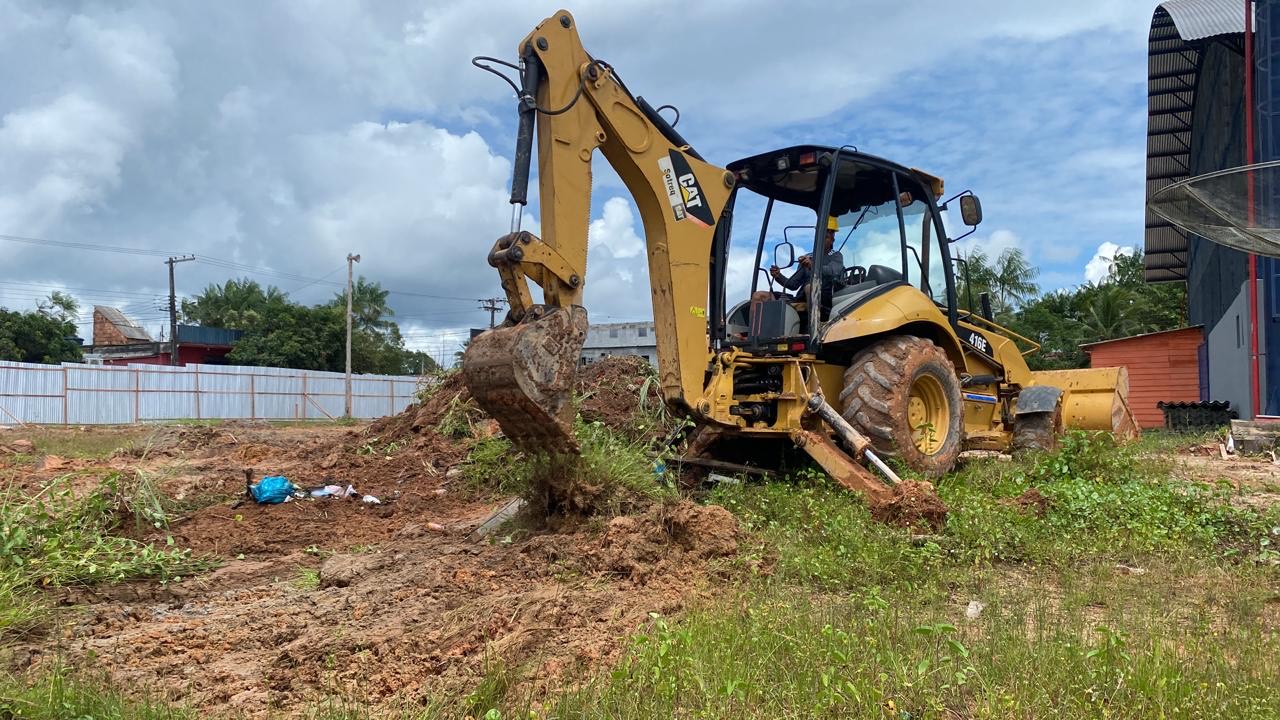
[843,265,866,287]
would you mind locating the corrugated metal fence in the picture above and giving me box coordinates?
[0,360,421,424]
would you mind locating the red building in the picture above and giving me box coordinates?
[1082,327,1203,429]
[88,307,241,366]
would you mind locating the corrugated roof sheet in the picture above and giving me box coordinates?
[94,305,152,342]
[1162,0,1243,40]
[1079,325,1204,349]
[1144,1,1244,282]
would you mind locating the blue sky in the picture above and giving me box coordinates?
[0,2,1159,362]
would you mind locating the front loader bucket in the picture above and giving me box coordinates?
[462,305,589,454]
[1031,367,1140,440]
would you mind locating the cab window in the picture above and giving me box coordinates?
[897,176,948,307]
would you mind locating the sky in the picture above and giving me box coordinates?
[0,1,1163,366]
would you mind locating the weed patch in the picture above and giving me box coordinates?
[942,432,1280,564]
[0,665,195,719]
[543,582,1280,719]
[0,474,209,638]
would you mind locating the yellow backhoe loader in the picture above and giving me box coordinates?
[462,11,1137,503]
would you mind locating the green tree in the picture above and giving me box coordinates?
[185,275,439,375]
[992,248,1039,311]
[0,294,84,364]
[330,277,394,333]
[227,304,345,370]
[181,279,290,329]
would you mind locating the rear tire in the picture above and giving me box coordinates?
[840,336,963,477]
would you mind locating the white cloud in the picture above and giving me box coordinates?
[953,227,1026,262]
[0,0,1158,338]
[1084,241,1135,284]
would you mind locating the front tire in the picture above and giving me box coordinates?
[839,336,963,477]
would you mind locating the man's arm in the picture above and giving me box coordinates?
[777,266,808,291]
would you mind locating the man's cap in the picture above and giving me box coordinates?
[827,216,839,232]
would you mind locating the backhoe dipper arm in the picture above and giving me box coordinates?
[471,10,733,451]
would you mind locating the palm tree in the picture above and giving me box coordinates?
[333,277,394,334]
[1079,284,1142,341]
[182,278,289,329]
[991,248,1039,311]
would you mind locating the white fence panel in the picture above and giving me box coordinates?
[0,359,421,425]
[0,361,64,424]
[137,365,198,421]
[67,364,135,424]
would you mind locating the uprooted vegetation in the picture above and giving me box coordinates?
[2,358,1279,718]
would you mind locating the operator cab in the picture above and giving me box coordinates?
[715,146,975,354]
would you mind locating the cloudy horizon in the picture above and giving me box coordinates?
[1,1,1162,366]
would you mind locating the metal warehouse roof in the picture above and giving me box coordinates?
[1145,0,1244,282]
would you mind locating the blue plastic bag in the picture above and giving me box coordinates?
[250,475,297,504]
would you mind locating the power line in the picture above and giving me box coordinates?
[2,230,493,306]
[0,233,186,257]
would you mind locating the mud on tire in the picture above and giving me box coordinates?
[839,336,963,477]
[1011,406,1063,453]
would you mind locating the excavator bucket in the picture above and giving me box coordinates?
[1031,367,1140,440]
[462,305,589,454]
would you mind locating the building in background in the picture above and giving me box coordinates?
[1083,327,1204,428]
[1144,1,1265,416]
[92,306,152,347]
[580,321,657,366]
[88,306,242,366]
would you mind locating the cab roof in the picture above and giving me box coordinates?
[727,145,945,215]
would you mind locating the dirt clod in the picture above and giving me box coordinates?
[3,438,34,454]
[1004,487,1052,516]
[871,480,948,531]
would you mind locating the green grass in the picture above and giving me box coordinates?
[9,428,149,459]
[293,566,321,591]
[0,665,195,719]
[529,432,1280,719]
[0,473,210,638]
[545,576,1280,719]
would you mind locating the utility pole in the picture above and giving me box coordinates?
[479,297,506,328]
[165,255,195,366]
[344,253,361,418]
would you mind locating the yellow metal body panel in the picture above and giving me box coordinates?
[1032,367,1139,438]
[511,11,732,411]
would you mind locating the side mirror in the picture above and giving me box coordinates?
[960,194,983,226]
[774,241,795,269]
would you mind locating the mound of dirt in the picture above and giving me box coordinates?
[870,480,948,531]
[366,372,473,443]
[1003,487,1052,517]
[575,356,662,434]
[526,500,739,584]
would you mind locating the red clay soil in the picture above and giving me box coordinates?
[870,480,948,532]
[9,421,739,717]
[575,356,662,435]
[1002,487,1052,517]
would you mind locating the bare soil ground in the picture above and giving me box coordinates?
[1173,450,1280,511]
[2,361,741,717]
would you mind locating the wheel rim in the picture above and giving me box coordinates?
[907,373,950,455]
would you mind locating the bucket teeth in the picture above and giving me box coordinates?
[462,305,588,454]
